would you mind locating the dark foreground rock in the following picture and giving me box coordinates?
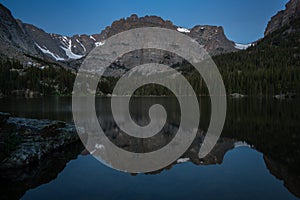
[0,142,84,200]
[0,112,80,169]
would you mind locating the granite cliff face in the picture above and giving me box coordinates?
[96,14,237,55]
[98,15,238,74]
[265,0,300,35]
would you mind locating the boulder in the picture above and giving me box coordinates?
[0,114,80,169]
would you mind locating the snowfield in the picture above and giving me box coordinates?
[235,43,253,50]
[95,41,105,47]
[177,27,190,33]
[60,39,84,59]
[35,43,65,61]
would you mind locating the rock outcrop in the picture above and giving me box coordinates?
[0,4,42,61]
[0,113,79,169]
[0,142,83,200]
[265,0,300,35]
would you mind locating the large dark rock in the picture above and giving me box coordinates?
[0,142,84,200]
[0,114,80,169]
[40,121,66,137]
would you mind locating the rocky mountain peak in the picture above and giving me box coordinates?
[265,0,300,35]
[0,4,41,60]
[0,3,11,17]
[97,14,237,55]
[98,14,177,39]
[0,3,240,69]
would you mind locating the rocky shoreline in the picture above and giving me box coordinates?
[0,112,80,169]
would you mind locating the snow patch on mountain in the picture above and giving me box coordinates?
[61,36,69,45]
[177,27,190,33]
[60,39,84,59]
[177,158,190,163]
[235,43,253,50]
[90,35,96,41]
[35,43,65,61]
[95,41,105,47]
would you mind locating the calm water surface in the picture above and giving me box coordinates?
[0,97,299,200]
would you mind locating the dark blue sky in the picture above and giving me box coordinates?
[0,0,288,43]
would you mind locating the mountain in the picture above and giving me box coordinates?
[83,14,239,75]
[0,4,42,61]
[0,3,241,69]
[20,22,98,61]
[204,0,300,96]
[94,14,238,56]
[1,0,299,96]
[120,0,300,96]
[265,0,300,35]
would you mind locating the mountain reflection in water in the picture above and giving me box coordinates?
[0,97,299,200]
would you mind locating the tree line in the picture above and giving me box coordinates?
[0,60,75,96]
